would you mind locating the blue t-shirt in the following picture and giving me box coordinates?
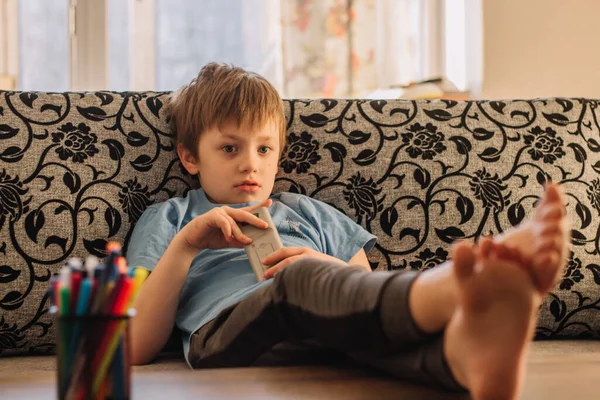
[126,188,377,367]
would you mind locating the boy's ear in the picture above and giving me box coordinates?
[177,143,199,175]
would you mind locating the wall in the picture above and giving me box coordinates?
[481,0,600,99]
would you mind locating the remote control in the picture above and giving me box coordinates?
[241,207,283,282]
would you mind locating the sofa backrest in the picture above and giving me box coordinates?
[1,91,599,356]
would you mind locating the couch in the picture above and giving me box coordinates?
[1,92,600,398]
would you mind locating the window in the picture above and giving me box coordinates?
[153,0,280,91]
[106,0,282,92]
[3,0,482,98]
[17,0,69,91]
[107,0,129,91]
[0,0,18,89]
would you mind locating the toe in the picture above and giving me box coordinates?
[540,224,561,236]
[452,240,476,281]
[544,182,562,204]
[536,235,563,255]
[478,236,494,259]
[539,204,564,221]
[491,242,507,260]
[532,252,561,293]
[505,245,527,267]
[535,183,565,219]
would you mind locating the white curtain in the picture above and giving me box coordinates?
[280,0,423,98]
[144,0,425,97]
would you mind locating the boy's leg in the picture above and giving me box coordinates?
[347,240,528,393]
[251,339,347,367]
[188,262,430,368]
[348,334,463,391]
[188,247,478,391]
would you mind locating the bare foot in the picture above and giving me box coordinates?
[408,183,570,338]
[445,239,537,400]
[496,182,570,292]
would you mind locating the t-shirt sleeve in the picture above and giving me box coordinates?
[296,196,377,263]
[125,202,179,272]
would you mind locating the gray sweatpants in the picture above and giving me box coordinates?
[188,258,466,392]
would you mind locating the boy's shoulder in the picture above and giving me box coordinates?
[273,191,319,209]
[273,191,304,204]
[274,192,343,217]
[137,190,196,225]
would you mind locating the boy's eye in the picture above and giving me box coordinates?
[222,145,236,153]
[258,146,270,154]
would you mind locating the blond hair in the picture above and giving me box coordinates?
[167,62,286,158]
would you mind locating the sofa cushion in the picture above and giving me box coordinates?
[0,92,599,356]
[0,91,197,355]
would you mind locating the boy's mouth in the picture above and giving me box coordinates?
[235,180,260,192]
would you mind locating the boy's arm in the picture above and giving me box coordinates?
[129,232,197,365]
[348,248,371,271]
[129,198,273,365]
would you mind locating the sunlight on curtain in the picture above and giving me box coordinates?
[281,0,421,98]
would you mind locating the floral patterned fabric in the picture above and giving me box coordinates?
[1,92,599,356]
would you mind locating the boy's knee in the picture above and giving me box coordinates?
[278,257,345,280]
[274,258,362,296]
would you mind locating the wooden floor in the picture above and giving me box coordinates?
[1,341,600,399]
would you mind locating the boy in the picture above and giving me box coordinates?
[127,63,570,400]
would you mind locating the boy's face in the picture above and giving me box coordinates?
[179,119,280,204]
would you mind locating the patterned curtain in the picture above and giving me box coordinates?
[280,0,419,98]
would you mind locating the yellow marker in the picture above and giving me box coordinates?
[92,267,149,396]
[128,267,149,308]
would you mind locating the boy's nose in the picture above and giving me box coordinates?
[239,152,259,173]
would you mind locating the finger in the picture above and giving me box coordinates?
[264,256,300,279]
[226,215,253,245]
[217,215,233,242]
[261,247,304,266]
[244,198,273,212]
[227,208,269,229]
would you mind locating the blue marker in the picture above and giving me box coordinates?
[76,277,93,316]
[64,257,96,394]
[102,242,122,285]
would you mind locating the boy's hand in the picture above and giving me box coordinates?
[261,247,345,279]
[181,199,273,251]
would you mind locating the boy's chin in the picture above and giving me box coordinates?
[205,187,272,205]
[219,193,268,205]
[236,193,268,204]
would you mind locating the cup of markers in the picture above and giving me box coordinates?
[48,242,149,400]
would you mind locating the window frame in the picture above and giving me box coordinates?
[0,0,18,90]
[420,0,445,81]
[70,0,108,90]
[129,0,155,90]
